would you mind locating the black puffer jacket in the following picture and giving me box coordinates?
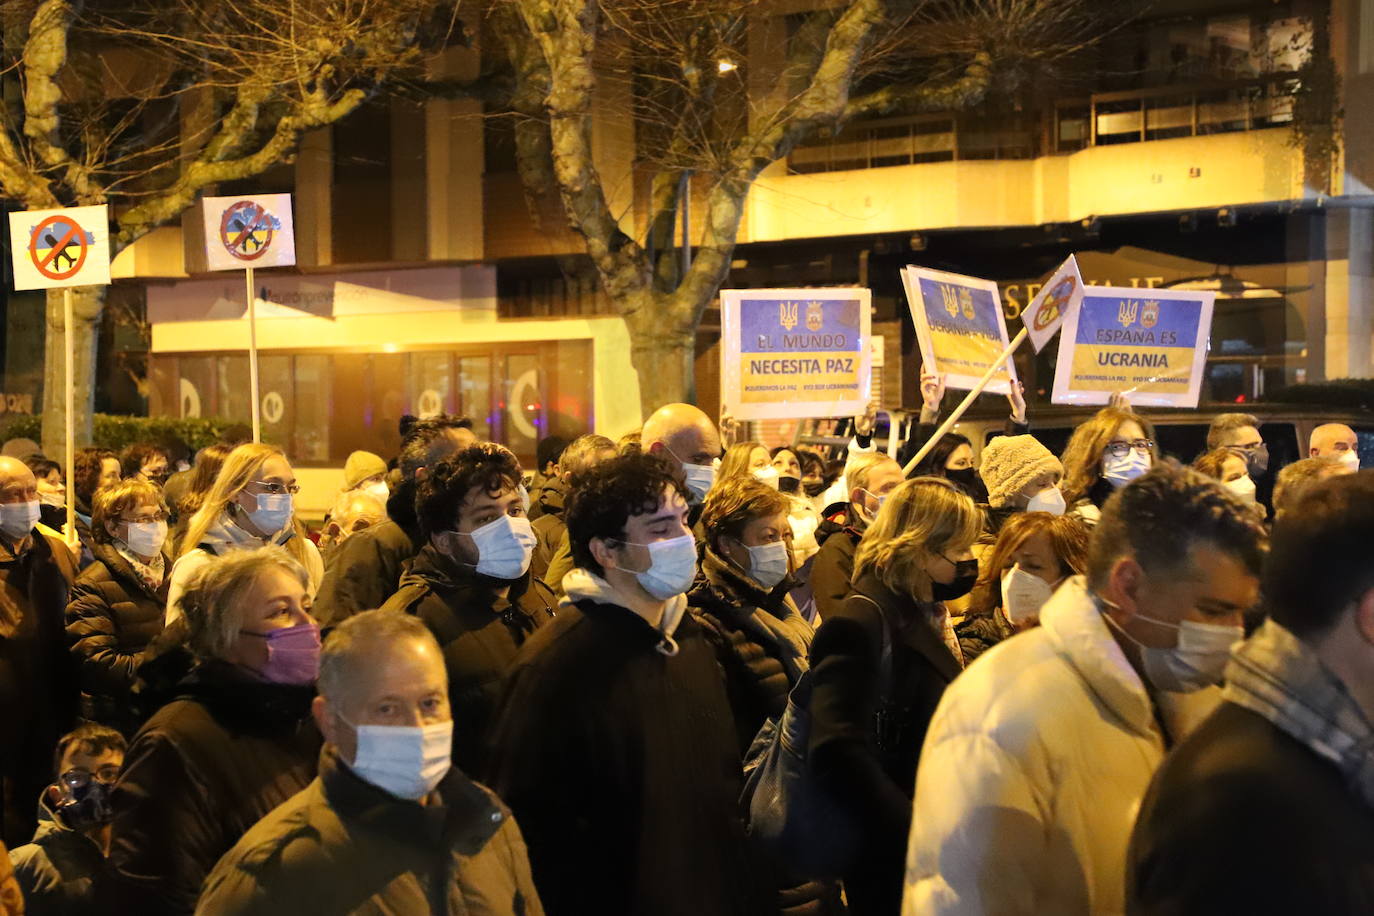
[65,542,169,734]
[108,660,321,916]
[686,549,812,750]
[381,546,556,775]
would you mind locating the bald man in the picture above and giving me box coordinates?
[318,490,387,564]
[641,403,722,504]
[1309,423,1360,470]
[0,457,78,846]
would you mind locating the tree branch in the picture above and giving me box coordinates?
[841,51,993,120]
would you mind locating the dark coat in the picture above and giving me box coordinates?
[809,522,860,623]
[381,546,555,775]
[65,542,169,734]
[107,661,321,916]
[485,596,770,916]
[196,746,543,916]
[0,532,78,847]
[1127,700,1374,916]
[313,517,416,627]
[686,548,810,750]
[808,571,962,916]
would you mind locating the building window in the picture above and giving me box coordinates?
[146,339,594,467]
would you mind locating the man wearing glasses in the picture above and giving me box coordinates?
[1206,413,1269,481]
[10,724,126,914]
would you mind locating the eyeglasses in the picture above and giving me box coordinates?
[250,480,300,495]
[1229,441,1264,453]
[1104,439,1153,458]
[62,765,120,787]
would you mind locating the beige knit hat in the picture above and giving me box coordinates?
[980,435,1064,508]
[344,450,387,490]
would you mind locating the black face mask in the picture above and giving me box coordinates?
[778,475,801,495]
[802,480,827,498]
[931,558,979,602]
[944,468,987,502]
[1245,443,1270,478]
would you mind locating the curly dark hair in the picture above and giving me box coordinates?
[1087,459,1267,592]
[415,443,523,538]
[119,443,168,479]
[1267,471,1374,638]
[566,454,688,578]
[74,448,118,507]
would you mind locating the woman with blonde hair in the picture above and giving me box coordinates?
[165,443,322,625]
[717,441,774,486]
[807,477,982,916]
[1059,406,1158,525]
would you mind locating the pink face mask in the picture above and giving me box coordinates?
[239,623,321,685]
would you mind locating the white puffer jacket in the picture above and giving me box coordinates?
[903,577,1218,916]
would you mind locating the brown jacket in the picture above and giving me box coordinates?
[197,747,543,916]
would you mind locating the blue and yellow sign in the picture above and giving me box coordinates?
[1052,287,1216,408]
[720,288,871,421]
[902,267,1017,393]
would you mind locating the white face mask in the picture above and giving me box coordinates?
[624,533,698,600]
[39,490,65,509]
[743,540,789,590]
[0,500,40,541]
[457,514,536,580]
[1001,565,1058,625]
[1338,449,1361,471]
[363,480,390,502]
[245,492,293,536]
[125,520,168,558]
[666,445,717,502]
[347,718,453,800]
[752,467,780,489]
[1105,609,1243,693]
[1102,449,1152,488]
[1026,485,1066,516]
[855,488,886,526]
[1224,475,1257,503]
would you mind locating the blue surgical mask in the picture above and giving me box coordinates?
[246,492,293,535]
[624,534,698,599]
[744,540,790,589]
[1102,450,1152,488]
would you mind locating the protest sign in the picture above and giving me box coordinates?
[720,288,871,421]
[8,205,111,291]
[902,266,1018,394]
[1052,286,1216,408]
[1022,255,1083,353]
[201,194,296,272]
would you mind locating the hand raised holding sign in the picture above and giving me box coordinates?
[853,403,878,438]
[920,370,946,424]
[1108,390,1131,411]
[1007,380,1028,425]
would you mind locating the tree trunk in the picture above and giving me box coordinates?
[624,296,698,416]
[40,284,102,455]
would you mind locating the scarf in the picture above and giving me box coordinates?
[115,544,166,594]
[561,567,687,657]
[1224,619,1374,809]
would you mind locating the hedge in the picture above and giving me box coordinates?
[0,415,241,454]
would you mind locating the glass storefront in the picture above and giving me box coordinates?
[147,339,594,467]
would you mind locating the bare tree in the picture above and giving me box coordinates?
[0,0,456,451]
[496,0,1101,414]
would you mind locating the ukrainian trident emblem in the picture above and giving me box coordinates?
[1141,300,1159,330]
[1118,299,1140,328]
[779,301,799,331]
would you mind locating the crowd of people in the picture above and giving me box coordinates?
[0,387,1370,916]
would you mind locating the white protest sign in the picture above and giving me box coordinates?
[201,194,296,272]
[8,205,111,290]
[1022,254,1083,353]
